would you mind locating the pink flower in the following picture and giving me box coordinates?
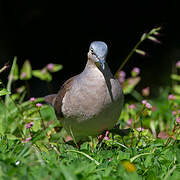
[30,97,35,102]
[172,111,176,115]
[25,122,34,129]
[129,79,135,85]
[98,131,110,141]
[168,94,176,100]
[119,77,125,83]
[128,104,136,109]
[145,103,152,109]
[118,71,126,83]
[46,63,54,70]
[178,110,180,114]
[142,100,147,105]
[16,87,24,93]
[119,71,126,78]
[22,137,32,143]
[136,127,144,132]
[47,63,54,70]
[132,67,140,76]
[104,136,110,140]
[176,61,180,68]
[127,118,133,126]
[104,131,110,140]
[21,72,27,78]
[41,68,47,74]
[142,100,152,109]
[152,106,157,111]
[176,117,180,124]
[36,103,42,107]
[142,86,150,96]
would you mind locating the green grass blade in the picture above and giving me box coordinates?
[66,149,100,165]
[5,56,17,105]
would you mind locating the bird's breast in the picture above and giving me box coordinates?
[61,68,122,119]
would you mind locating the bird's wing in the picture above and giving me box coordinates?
[44,94,57,105]
[53,75,77,116]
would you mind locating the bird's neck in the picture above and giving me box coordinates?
[85,58,98,69]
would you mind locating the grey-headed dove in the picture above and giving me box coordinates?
[45,41,123,141]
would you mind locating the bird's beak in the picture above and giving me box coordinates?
[99,59,105,69]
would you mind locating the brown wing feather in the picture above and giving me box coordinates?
[44,94,57,105]
[53,75,77,116]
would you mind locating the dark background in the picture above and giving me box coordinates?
[0,0,179,97]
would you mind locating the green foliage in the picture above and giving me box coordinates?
[32,69,52,82]
[123,77,141,94]
[48,64,63,72]
[0,88,11,96]
[20,60,32,80]
[0,26,180,179]
[171,74,180,81]
[0,60,179,180]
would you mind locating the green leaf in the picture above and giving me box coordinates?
[173,85,180,94]
[20,60,32,80]
[13,63,19,81]
[35,141,49,152]
[0,88,11,96]
[0,101,6,135]
[59,163,78,180]
[6,56,17,105]
[32,120,41,132]
[123,77,141,94]
[140,33,147,41]
[171,74,180,81]
[47,64,63,72]
[6,134,20,140]
[32,70,52,82]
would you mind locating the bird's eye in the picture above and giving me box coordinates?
[90,48,95,55]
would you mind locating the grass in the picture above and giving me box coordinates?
[0,27,180,179]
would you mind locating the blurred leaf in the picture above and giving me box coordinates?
[48,64,63,72]
[36,141,49,152]
[32,70,52,82]
[0,101,6,135]
[11,93,20,101]
[135,49,146,56]
[40,105,57,121]
[171,74,180,81]
[59,163,78,180]
[6,134,20,140]
[20,60,32,80]
[0,88,11,96]
[32,120,41,132]
[5,57,17,105]
[123,77,141,94]
[12,63,19,81]
[140,33,147,41]
[173,85,180,94]
[16,86,25,94]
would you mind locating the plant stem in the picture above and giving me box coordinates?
[25,80,31,98]
[38,109,46,130]
[115,40,142,78]
[115,26,161,78]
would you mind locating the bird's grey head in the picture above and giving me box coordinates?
[88,41,108,69]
